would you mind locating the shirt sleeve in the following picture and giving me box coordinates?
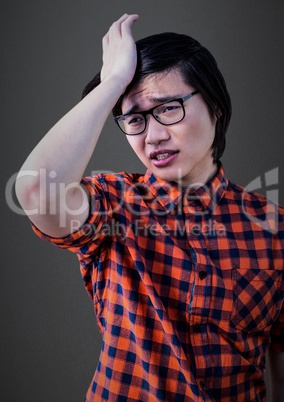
[31,174,113,261]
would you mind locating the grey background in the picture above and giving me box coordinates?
[1,1,284,401]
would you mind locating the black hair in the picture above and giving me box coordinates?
[82,32,232,162]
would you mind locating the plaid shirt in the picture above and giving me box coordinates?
[32,164,284,401]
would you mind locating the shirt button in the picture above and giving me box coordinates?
[199,270,207,280]
[193,324,202,333]
[200,380,206,390]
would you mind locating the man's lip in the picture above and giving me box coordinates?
[150,149,178,159]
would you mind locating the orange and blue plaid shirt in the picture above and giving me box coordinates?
[32,164,284,401]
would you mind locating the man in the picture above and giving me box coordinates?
[16,14,284,401]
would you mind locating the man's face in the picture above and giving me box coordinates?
[121,69,217,187]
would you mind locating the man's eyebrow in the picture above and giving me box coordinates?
[123,95,182,115]
[152,95,180,103]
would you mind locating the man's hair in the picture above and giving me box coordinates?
[82,32,232,161]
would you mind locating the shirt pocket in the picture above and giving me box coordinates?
[231,268,284,332]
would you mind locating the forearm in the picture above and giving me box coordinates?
[16,76,124,191]
[16,78,122,216]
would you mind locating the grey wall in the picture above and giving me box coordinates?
[1,1,283,400]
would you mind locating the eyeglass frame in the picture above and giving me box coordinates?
[114,90,199,135]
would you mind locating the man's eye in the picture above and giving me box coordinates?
[127,116,144,125]
[162,105,181,113]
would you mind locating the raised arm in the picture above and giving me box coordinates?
[16,14,139,238]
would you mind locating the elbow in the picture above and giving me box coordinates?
[15,170,47,217]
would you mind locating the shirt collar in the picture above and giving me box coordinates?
[143,162,228,214]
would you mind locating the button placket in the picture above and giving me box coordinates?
[186,215,211,325]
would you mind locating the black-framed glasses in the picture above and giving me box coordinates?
[114,90,199,135]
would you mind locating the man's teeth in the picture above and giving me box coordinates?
[156,153,171,160]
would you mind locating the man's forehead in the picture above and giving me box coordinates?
[122,70,189,113]
[128,70,181,95]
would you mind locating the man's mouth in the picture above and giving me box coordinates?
[150,149,177,159]
[156,152,173,160]
[150,150,179,166]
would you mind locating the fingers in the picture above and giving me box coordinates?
[102,14,138,58]
[112,13,139,31]
[102,14,136,49]
[120,14,139,36]
[106,13,139,40]
[100,14,139,86]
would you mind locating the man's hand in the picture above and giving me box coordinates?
[101,14,139,92]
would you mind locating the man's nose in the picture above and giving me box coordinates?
[145,115,170,145]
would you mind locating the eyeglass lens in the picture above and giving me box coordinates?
[117,100,184,135]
